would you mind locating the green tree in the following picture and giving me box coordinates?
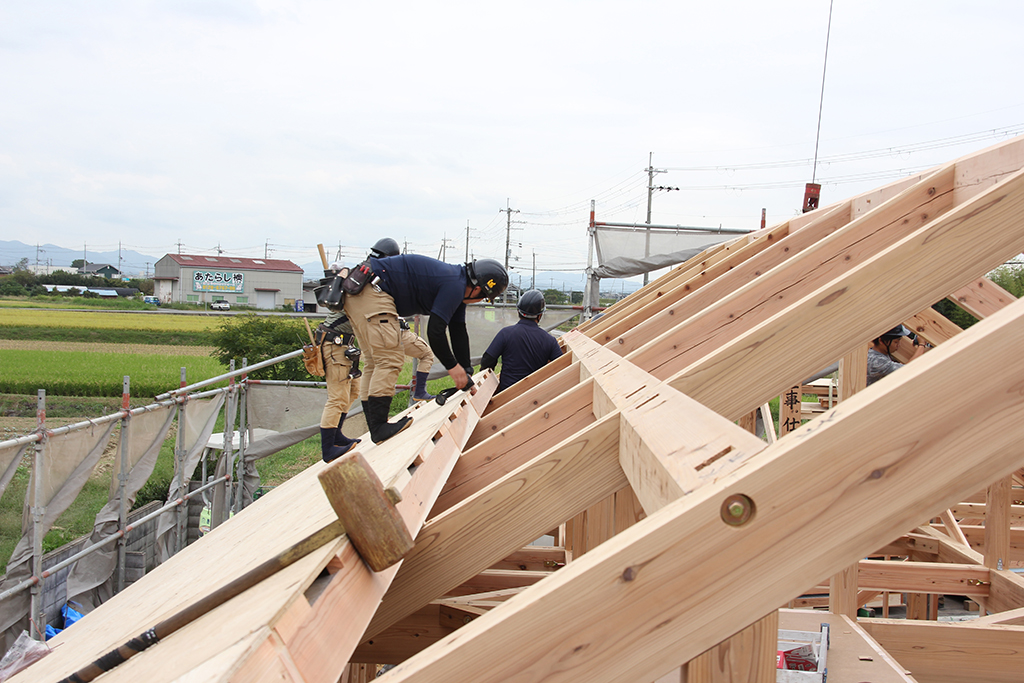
[210,314,310,380]
[988,264,1024,298]
[71,259,85,270]
[542,288,567,305]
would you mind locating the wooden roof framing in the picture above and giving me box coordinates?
[16,136,1024,682]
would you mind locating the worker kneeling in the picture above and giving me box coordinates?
[481,289,562,393]
[343,252,508,444]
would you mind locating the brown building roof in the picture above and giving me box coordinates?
[164,254,303,273]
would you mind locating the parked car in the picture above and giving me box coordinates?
[211,301,231,311]
[143,296,160,306]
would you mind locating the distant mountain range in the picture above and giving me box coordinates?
[1,240,640,295]
[0,240,162,278]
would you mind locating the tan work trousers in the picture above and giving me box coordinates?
[343,285,405,401]
[402,328,435,373]
[320,343,361,428]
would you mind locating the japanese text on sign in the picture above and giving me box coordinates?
[193,271,245,292]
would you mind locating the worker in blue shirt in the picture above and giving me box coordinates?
[343,253,508,444]
[480,289,563,393]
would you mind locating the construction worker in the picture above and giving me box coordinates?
[867,324,929,386]
[480,289,562,393]
[317,263,362,462]
[369,238,436,402]
[343,253,508,444]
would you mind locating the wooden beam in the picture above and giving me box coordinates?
[362,413,625,640]
[860,619,1024,683]
[382,296,1024,683]
[905,307,962,345]
[949,276,1018,319]
[437,380,595,513]
[950,502,1024,524]
[629,164,956,381]
[666,166,1024,420]
[564,330,766,514]
[467,361,578,447]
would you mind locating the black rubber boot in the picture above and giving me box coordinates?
[412,371,435,402]
[334,413,361,448]
[321,427,355,463]
[366,395,413,444]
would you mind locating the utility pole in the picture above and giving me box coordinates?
[532,250,536,290]
[265,240,270,259]
[643,152,679,285]
[118,241,122,276]
[465,220,471,262]
[438,233,455,261]
[499,198,522,302]
[176,239,183,254]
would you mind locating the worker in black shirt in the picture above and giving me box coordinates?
[480,289,563,393]
[343,253,507,444]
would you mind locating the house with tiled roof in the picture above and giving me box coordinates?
[153,253,304,309]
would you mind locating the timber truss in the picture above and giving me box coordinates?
[18,136,1024,683]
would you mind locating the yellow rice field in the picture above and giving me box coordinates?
[0,309,221,332]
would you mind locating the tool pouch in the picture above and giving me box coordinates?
[302,344,325,377]
[342,260,375,296]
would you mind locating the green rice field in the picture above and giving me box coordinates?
[0,348,225,398]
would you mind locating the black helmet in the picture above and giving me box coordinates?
[370,237,400,258]
[517,289,545,319]
[881,324,911,339]
[466,258,508,301]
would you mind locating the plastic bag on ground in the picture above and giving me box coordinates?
[0,630,50,681]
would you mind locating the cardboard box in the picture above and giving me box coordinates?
[777,640,817,671]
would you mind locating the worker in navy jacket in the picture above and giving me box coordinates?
[343,253,507,444]
[481,289,563,393]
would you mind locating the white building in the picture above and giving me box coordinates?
[153,254,304,309]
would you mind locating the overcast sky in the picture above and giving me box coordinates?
[2,1,1022,280]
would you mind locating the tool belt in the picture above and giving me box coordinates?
[341,259,379,295]
[315,324,354,346]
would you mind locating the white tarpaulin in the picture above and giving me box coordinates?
[585,224,748,313]
[65,406,175,611]
[0,422,116,650]
[154,394,226,563]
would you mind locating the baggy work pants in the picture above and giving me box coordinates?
[401,328,435,373]
[343,285,405,401]
[319,343,361,428]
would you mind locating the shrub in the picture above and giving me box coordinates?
[209,314,310,381]
[0,281,27,296]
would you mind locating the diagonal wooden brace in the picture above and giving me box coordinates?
[318,450,414,572]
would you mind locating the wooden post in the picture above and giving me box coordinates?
[985,476,1012,571]
[829,347,868,619]
[683,610,779,683]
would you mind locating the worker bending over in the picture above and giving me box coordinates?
[343,252,508,444]
[481,289,562,393]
